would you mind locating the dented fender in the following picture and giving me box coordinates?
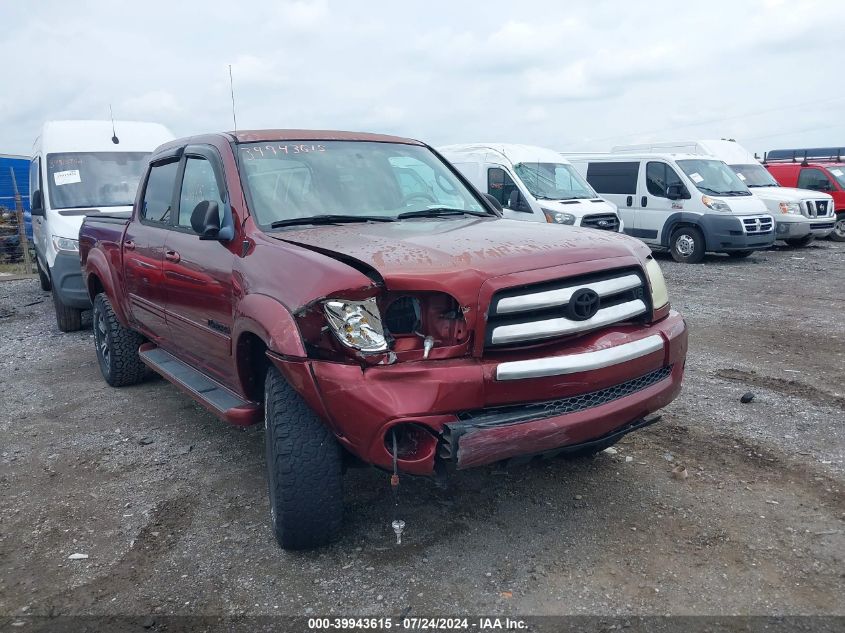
[233,293,306,358]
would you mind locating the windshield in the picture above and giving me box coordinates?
[513,162,597,200]
[46,152,149,209]
[239,141,487,227]
[730,163,779,188]
[676,159,751,196]
[827,166,845,188]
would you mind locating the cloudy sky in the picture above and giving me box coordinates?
[2,0,843,157]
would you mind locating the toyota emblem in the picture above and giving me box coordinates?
[567,288,601,321]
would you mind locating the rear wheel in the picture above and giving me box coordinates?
[727,250,754,259]
[264,365,343,550]
[785,234,814,248]
[36,256,51,291]
[670,226,706,264]
[92,293,148,386]
[831,213,845,242]
[51,283,82,332]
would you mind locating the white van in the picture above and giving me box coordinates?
[29,120,174,331]
[566,153,775,263]
[613,140,835,247]
[438,144,622,232]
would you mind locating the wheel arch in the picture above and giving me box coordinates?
[83,250,131,325]
[661,212,707,250]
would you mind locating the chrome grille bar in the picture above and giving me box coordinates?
[494,273,642,316]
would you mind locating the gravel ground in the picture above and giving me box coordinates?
[0,241,843,620]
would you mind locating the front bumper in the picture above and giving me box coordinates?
[271,310,687,475]
[51,251,91,309]
[699,215,775,252]
[774,217,812,240]
[809,219,835,237]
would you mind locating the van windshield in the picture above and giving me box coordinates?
[238,141,488,227]
[513,162,598,200]
[46,152,150,209]
[676,159,752,196]
[827,166,845,188]
[730,163,779,188]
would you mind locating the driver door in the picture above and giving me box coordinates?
[640,160,687,246]
[161,147,235,386]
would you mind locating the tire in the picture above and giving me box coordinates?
[831,213,845,242]
[727,250,754,259]
[36,256,51,291]
[92,293,148,387]
[51,283,83,332]
[669,226,706,264]
[785,234,814,248]
[264,365,343,550]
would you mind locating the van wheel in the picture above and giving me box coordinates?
[831,213,845,242]
[727,250,753,258]
[36,256,51,291]
[670,226,705,264]
[785,235,814,248]
[92,293,147,386]
[264,365,343,550]
[51,284,82,332]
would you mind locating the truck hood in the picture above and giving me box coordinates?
[748,186,833,202]
[271,217,645,294]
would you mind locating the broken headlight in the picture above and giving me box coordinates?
[323,298,388,353]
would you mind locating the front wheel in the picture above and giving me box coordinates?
[92,293,148,386]
[265,366,343,550]
[36,256,51,291]
[670,226,706,264]
[831,214,845,242]
[51,283,82,332]
[785,234,814,248]
[727,250,754,259]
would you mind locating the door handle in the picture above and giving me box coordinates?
[123,240,135,250]
[165,250,181,263]
[626,196,633,207]
[641,196,648,207]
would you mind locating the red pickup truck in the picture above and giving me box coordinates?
[79,130,688,549]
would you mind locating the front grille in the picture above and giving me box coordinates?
[456,365,673,427]
[815,200,830,216]
[581,213,620,232]
[486,267,650,348]
[804,200,831,218]
[742,216,774,235]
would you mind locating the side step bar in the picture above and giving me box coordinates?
[139,344,261,426]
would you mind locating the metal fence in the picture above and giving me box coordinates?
[0,165,35,277]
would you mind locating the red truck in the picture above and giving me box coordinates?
[79,130,688,549]
[764,150,845,241]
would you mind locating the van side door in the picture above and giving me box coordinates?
[584,161,639,236]
[640,161,691,246]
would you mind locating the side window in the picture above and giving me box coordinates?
[487,167,520,209]
[178,157,224,228]
[646,162,684,198]
[29,158,40,199]
[797,168,833,192]
[586,162,639,195]
[141,160,179,224]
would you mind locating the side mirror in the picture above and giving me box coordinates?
[190,200,221,240]
[31,190,44,216]
[666,183,686,200]
[484,193,503,213]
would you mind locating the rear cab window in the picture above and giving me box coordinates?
[140,160,179,225]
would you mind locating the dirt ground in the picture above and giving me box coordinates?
[0,241,843,620]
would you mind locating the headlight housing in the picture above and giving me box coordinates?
[541,208,576,225]
[323,298,388,353]
[701,195,732,213]
[644,257,669,311]
[52,236,79,253]
[778,201,801,215]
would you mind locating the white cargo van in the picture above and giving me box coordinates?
[566,153,775,263]
[438,144,622,232]
[612,140,835,247]
[29,120,174,331]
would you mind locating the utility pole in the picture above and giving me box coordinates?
[9,167,32,273]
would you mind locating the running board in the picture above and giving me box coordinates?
[139,344,261,426]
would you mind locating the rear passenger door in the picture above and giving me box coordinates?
[162,146,235,385]
[123,158,180,340]
[584,161,639,236]
[640,161,689,245]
